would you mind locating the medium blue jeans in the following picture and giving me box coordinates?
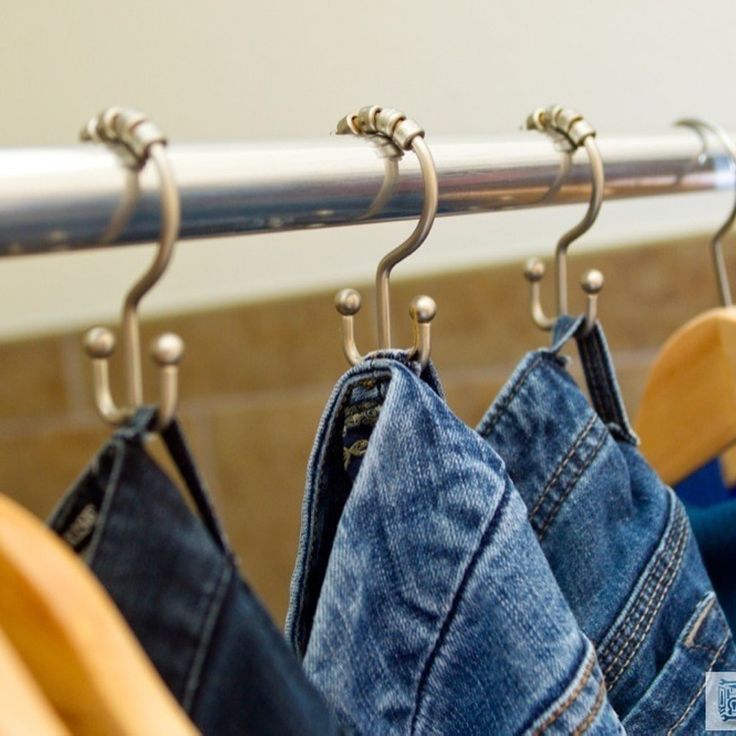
[49,407,342,736]
[287,352,624,734]
[478,316,736,734]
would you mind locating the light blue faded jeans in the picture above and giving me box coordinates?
[287,352,623,734]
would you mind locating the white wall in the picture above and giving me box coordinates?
[1,0,735,338]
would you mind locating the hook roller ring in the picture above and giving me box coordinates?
[81,108,167,164]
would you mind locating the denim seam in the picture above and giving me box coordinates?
[476,355,545,437]
[571,675,607,736]
[598,497,684,664]
[531,644,597,735]
[536,424,609,542]
[665,628,731,736]
[409,480,512,735]
[180,561,232,712]
[528,414,597,520]
[602,504,688,681]
[603,510,688,688]
[84,439,127,567]
[601,502,689,688]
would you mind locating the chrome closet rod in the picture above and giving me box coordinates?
[0,129,732,256]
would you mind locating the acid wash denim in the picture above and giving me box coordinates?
[477,316,736,735]
[48,407,342,736]
[286,352,625,735]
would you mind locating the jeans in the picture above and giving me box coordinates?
[49,407,342,736]
[287,351,624,735]
[477,316,736,734]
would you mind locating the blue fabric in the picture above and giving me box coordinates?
[287,351,624,735]
[477,316,736,734]
[687,500,736,635]
[676,458,734,508]
[48,407,342,736]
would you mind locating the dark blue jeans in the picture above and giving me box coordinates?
[478,316,736,734]
[287,352,624,734]
[49,407,342,736]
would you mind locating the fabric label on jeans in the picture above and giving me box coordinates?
[62,502,98,553]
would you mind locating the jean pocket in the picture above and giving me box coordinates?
[622,592,736,735]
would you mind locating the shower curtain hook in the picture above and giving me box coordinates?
[523,105,605,335]
[333,106,439,367]
[676,118,736,307]
[80,107,184,431]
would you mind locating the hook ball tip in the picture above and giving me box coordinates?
[335,288,362,316]
[83,327,115,358]
[151,333,185,366]
[523,258,546,282]
[409,295,437,323]
[581,269,604,294]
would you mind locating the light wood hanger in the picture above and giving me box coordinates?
[0,493,197,736]
[637,119,736,487]
[0,625,70,736]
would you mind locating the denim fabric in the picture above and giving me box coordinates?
[287,351,624,735]
[477,316,736,733]
[48,407,342,736]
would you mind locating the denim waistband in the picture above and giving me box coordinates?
[477,316,736,727]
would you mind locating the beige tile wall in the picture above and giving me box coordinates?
[1,234,730,623]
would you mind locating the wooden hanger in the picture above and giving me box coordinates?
[0,493,197,736]
[636,307,736,485]
[636,119,736,487]
[0,625,70,736]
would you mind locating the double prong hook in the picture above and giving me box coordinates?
[80,108,184,431]
[333,106,439,367]
[522,106,605,335]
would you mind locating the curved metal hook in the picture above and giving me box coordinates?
[676,118,736,306]
[80,108,184,430]
[523,106,605,334]
[334,106,439,367]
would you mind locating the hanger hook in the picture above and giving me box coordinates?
[676,118,736,307]
[333,106,439,366]
[523,106,605,333]
[80,108,184,431]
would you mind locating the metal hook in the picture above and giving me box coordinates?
[522,106,605,334]
[676,118,736,306]
[333,106,439,367]
[80,108,184,431]
[523,260,603,335]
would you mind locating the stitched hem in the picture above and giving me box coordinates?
[531,642,604,736]
[477,354,545,437]
[665,627,732,735]
[598,497,689,689]
[571,675,608,736]
[181,562,233,712]
[536,422,608,541]
[409,479,513,734]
